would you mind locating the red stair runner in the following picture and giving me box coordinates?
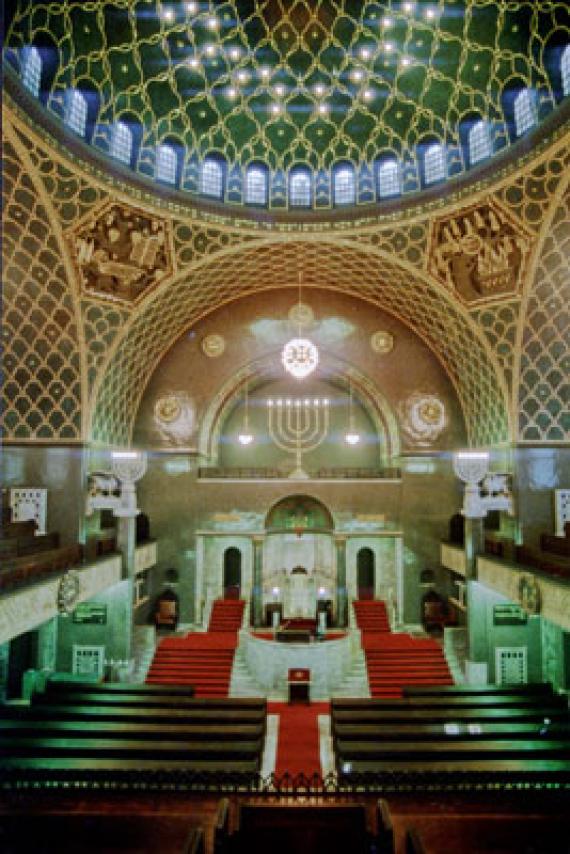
[269,702,329,778]
[146,599,245,697]
[353,600,454,698]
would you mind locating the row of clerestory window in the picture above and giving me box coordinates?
[20,44,570,205]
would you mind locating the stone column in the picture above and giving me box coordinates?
[395,536,404,627]
[115,514,138,661]
[464,517,486,681]
[335,535,347,628]
[252,536,264,628]
[464,518,485,581]
[195,534,205,627]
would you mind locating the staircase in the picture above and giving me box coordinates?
[353,600,454,698]
[146,599,245,697]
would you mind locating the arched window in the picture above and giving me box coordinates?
[156,143,177,184]
[289,168,312,207]
[423,143,446,185]
[513,88,536,137]
[22,46,41,97]
[110,121,133,165]
[200,157,224,198]
[333,163,356,205]
[65,90,88,137]
[468,120,492,165]
[562,45,570,96]
[376,158,401,198]
[245,165,268,205]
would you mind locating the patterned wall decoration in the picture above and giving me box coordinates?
[470,302,519,393]
[518,186,570,442]
[2,137,83,440]
[82,299,129,393]
[428,198,533,305]
[68,201,175,304]
[90,240,509,448]
[398,393,447,446]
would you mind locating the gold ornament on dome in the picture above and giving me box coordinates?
[201,334,226,358]
[399,393,447,446]
[154,395,182,424]
[370,331,394,355]
[281,338,319,380]
[288,302,314,327]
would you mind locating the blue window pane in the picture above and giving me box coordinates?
[377,159,400,198]
[22,46,41,97]
[468,120,491,165]
[514,89,536,137]
[66,90,87,137]
[424,143,445,184]
[246,168,267,204]
[290,171,311,207]
[110,122,133,165]
[156,144,177,184]
[561,45,570,97]
[201,159,223,197]
[334,167,355,205]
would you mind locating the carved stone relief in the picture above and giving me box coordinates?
[428,198,533,304]
[69,202,174,304]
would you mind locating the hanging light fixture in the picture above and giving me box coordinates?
[238,382,254,445]
[345,377,360,445]
[282,269,319,380]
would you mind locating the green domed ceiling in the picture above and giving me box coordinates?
[5,1,570,204]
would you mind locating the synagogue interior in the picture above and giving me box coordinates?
[1,1,570,851]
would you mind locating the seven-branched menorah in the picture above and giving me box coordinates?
[267,398,330,478]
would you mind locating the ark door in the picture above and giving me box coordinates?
[357,547,375,600]
[223,547,242,600]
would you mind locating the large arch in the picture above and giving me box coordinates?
[90,239,510,448]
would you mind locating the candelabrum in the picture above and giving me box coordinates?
[453,451,513,519]
[86,451,147,518]
[267,397,330,479]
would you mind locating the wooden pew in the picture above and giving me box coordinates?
[335,738,570,764]
[0,735,264,763]
[35,691,264,710]
[229,804,372,854]
[331,695,567,710]
[0,718,265,743]
[0,755,260,776]
[0,815,206,854]
[402,683,555,698]
[333,720,570,742]
[3,702,267,728]
[44,680,195,698]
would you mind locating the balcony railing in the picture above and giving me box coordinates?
[198,467,401,481]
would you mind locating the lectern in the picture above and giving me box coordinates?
[287,668,311,704]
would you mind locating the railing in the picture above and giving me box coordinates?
[0,544,84,593]
[198,467,401,480]
[1,768,568,794]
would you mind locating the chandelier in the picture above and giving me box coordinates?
[282,270,318,380]
[281,338,319,379]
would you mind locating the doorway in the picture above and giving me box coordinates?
[223,547,242,599]
[357,547,375,600]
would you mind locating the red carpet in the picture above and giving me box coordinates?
[146,599,245,697]
[269,702,329,777]
[353,600,454,698]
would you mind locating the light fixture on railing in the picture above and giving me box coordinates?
[238,383,254,446]
[345,377,360,445]
[282,269,319,380]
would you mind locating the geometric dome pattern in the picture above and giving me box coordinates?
[5,1,570,209]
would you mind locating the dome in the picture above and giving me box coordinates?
[4,1,570,212]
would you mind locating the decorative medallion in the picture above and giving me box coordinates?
[428,198,533,304]
[399,393,446,445]
[519,574,541,615]
[370,331,394,355]
[69,201,173,304]
[153,392,195,445]
[201,334,226,358]
[57,570,81,615]
[288,302,314,327]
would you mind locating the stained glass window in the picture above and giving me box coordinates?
[424,143,446,184]
[65,90,87,137]
[377,159,401,198]
[22,46,41,97]
[334,166,356,205]
[468,120,491,165]
[201,158,224,198]
[156,144,177,184]
[110,122,132,165]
